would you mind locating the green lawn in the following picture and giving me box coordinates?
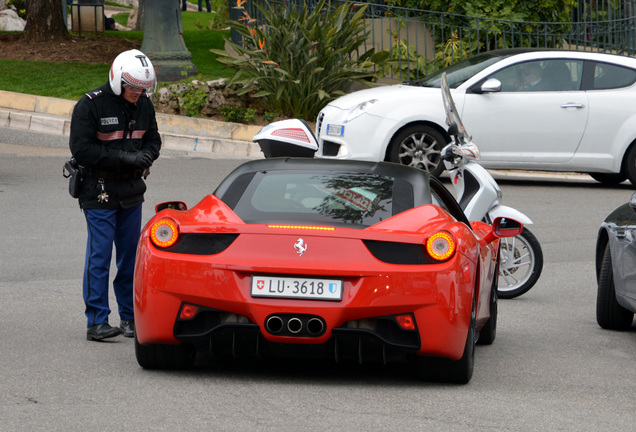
[0,13,234,101]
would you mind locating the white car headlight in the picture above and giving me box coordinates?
[345,99,377,123]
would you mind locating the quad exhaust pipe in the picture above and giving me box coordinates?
[265,315,284,333]
[287,317,303,334]
[265,314,326,337]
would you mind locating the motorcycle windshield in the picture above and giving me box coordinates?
[441,73,471,145]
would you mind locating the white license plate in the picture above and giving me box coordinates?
[326,124,344,136]
[251,276,342,301]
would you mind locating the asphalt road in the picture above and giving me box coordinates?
[1,128,635,431]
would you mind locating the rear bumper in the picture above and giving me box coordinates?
[134,238,475,361]
[171,304,422,363]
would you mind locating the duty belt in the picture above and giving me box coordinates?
[89,169,144,180]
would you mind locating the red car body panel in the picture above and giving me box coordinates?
[134,194,498,361]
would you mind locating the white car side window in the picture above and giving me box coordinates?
[593,62,636,90]
[490,60,583,92]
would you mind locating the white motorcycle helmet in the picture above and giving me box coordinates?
[109,49,157,96]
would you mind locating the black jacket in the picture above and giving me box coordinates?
[70,83,162,209]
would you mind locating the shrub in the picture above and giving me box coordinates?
[198,0,230,29]
[382,0,577,80]
[211,0,388,120]
[220,106,258,123]
[8,0,26,19]
[383,0,577,23]
[180,86,209,117]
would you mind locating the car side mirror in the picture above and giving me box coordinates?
[481,78,502,93]
[155,201,187,213]
[493,217,523,236]
[479,216,523,247]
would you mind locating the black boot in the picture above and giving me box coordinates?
[120,320,135,338]
[86,323,123,341]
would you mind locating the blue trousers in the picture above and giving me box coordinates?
[83,206,142,327]
[199,0,211,11]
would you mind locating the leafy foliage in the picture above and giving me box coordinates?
[220,105,258,123]
[211,0,388,120]
[7,0,26,19]
[381,0,578,80]
[382,26,479,80]
[188,0,231,30]
[180,85,209,117]
[384,0,578,23]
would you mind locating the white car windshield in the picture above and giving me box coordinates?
[405,53,507,88]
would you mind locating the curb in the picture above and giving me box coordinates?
[0,90,264,159]
[0,91,594,182]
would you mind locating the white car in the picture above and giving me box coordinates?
[315,49,636,185]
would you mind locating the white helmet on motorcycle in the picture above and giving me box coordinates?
[109,49,157,96]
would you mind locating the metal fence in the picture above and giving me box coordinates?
[232,0,636,81]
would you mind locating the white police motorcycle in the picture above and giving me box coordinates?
[252,73,543,298]
[439,72,542,298]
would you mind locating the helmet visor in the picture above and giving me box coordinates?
[122,72,157,94]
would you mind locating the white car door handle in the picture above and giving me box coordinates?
[560,102,585,109]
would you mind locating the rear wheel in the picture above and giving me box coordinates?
[417,296,475,384]
[589,172,627,185]
[478,262,498,345]
[135,334,196,370]
[623,144,636,187]
[596,243,634,330]
[388,125,446,177]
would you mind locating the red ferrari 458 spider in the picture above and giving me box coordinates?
[134,158,521,383]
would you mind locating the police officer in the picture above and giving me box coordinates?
[70,49,162,341]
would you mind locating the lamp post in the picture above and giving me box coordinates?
[140,0,198,82]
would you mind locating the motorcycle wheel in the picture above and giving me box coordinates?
[497,228,543,299]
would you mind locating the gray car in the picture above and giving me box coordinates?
[596,192,636,329]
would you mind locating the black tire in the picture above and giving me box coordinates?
[596,243,634,330]
[477,261,498,345]
[443,295,476,384]
[623,144,636,187]
[417,295,475,384]
[135,334,196,370]
[497,228,543,299]
[388,125,446,177]
[589,172,627,185]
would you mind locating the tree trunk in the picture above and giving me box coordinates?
[137,0,146,31]
[25,0,70,42]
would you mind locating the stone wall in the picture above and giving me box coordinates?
[0,9,25,31]
[151,79,257,118]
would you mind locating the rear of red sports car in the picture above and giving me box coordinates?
[133,159,501,383]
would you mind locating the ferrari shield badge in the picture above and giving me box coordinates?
[294,238,308,256]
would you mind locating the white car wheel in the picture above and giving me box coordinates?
[388,125,446,177]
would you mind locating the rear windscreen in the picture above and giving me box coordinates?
[233,172,396,227]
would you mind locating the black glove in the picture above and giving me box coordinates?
[119,150,153,169]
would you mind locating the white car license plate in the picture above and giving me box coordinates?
[251,276,342,301]
[326,124,344,136]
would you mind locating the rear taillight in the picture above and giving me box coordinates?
[426,231,455,261]
[150,218,179,248]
